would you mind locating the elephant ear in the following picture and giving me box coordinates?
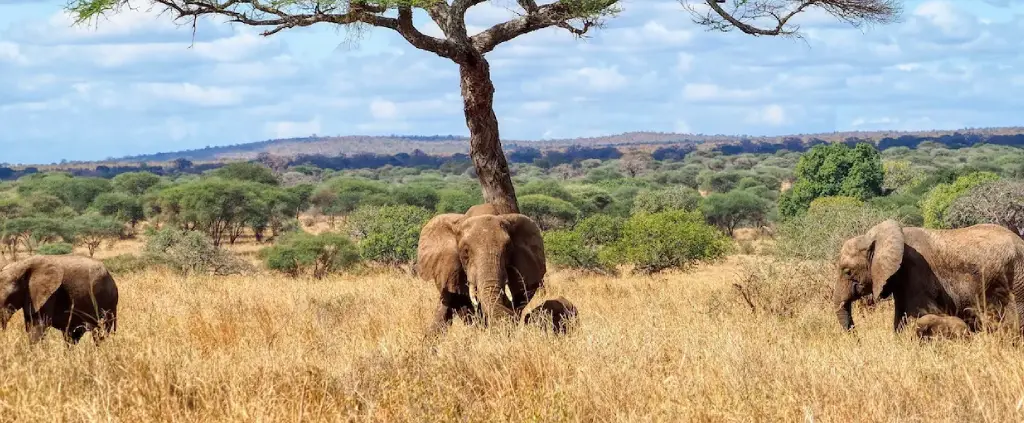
[25,258,64,312]
[500,214,546,293]
[865,219,905,299]
[416,214,466,294]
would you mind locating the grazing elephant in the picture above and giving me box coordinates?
[915,314,970,340]
[417,203,545,335]
[0,255,119,344]
[524,296,578,335]
[834,220,1024,334]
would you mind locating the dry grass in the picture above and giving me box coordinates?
[0,253,1023,422]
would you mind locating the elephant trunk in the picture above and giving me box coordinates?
[471,258,516,326]
[833,278,855,331]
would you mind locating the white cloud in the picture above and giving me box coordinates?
[521,101,554,114]
[675,52,694,73]
[746,104,787,126]
[134,83,246,107]
[682,83,770,102]
[370,99,399,120]
[265,116,322,139]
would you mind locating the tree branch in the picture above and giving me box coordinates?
[470,0,619,54]
[684,0,901,37]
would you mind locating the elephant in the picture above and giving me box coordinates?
[0,255,119,344]
[523,296,578,335]
[834,220,1024,334]
[915,314,970,340]
[417,203,546,335]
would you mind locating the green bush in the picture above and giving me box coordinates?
[37,242,74,255]
[921,171,1000,229]
[518,180,574,202]
[542,230,606,272]
[393,184,440,210]
[606,210,731,274]
[435,189,481,214]
[808,196,863,213]
[518,194,580,230]
[259,232,360,278]
[573,214,624,247]
[143,227,252,276]
[701,190,770,236]
[631,186,701,214]
[346,205,432,266]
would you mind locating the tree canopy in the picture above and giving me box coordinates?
[65,0,903,213]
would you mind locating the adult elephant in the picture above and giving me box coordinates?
[0,255,119,344]
[834,220,1024,334]
[417,203,545,335]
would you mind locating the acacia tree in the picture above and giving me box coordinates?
[69,0,900,213]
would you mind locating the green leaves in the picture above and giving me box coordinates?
[779,143,884,218]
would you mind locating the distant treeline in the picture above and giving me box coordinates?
[4,132,1024,181]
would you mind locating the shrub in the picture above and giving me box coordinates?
[772,202,903,262]
[565,185,614,214]
[143,227,252,276]
[631,186,701,214]
[346,205,432,266]
[393,184,440,210]
[573,214,624,247]
[101,254,153,274]
[435,189,480,214]
[260,232,360,278]
[701,190,770,236]
[542,230,607,273]
[518,180,574,202]
[518,194,580,230]
[37,242,73,255]
[945,179,1024,237]
[606,210,731,274]
[921,171,1000,229]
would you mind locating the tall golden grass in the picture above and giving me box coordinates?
[1,251,1023,422]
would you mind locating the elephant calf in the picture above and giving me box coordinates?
[915,314,970,341]
[524,296,578,335]
[0,255,118,344]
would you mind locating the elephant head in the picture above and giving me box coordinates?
[0,257,64,330]
[417,207,545,326]
[834,219,905,330]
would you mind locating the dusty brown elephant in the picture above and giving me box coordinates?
[915,314,970,340]
[524,296,578,335]
[834,220,1024,334]
[417,203,545,335]
[0,255,119,344]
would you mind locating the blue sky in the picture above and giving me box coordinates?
[1,0,1023,164]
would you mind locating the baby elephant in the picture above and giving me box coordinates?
[915,314,970,340]
[524,296,578,335]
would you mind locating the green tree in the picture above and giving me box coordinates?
[701,190,769,236]
[91,192,145,228]
[519,194,580,230]
[210,162,280,185]
[393,184,441,211]
[518,179,574,202]
[778,143,884,217]
[71,214,124,257]
[68,0,898,215]
[573,214,624,247]
[111,171,163,196]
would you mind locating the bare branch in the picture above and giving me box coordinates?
[684,0,902,37]
[471,0,619,54]
[69,0,467,59]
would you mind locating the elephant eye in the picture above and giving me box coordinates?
[843,268,852,276]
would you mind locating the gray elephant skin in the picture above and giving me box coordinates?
[834,219,1024,334]
[417,203,546,335]
[0,255,119,344]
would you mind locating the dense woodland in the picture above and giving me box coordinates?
[1,139,1022,278]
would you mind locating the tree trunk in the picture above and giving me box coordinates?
[459,56,519,215]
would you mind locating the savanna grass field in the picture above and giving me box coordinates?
[3,225,1024,423]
